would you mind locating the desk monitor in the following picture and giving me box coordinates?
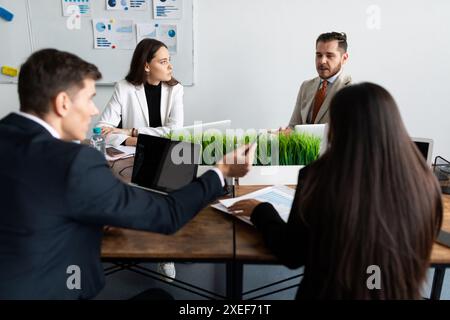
[294,124,328,155]
[412,137,433,166]
[131,135,201,194]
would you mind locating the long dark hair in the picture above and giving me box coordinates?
[299,82,442,299]
[125,38,178,86]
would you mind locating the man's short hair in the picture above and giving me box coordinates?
[18,49,102,117]
[316,32,348,53]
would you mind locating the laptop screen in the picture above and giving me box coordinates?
[415,142,429,161]
[131,135,201,193]
[412,138,433,166]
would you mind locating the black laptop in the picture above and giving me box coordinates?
[130,134,201,195]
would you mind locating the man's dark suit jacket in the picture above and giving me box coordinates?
[0,113,224,299]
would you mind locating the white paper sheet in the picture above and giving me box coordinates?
[153,0,182,19]
[105,145,135,161]
[136,23,177,53]
[106,0,148,11]
[93,19,135,49]
[213,185,295,225]
[62,0,91,17]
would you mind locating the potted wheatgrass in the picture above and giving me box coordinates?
[165,129,321,185]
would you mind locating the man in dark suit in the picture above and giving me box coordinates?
[0,49,254,299]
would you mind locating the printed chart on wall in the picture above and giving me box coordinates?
[93,19,135,49]
[61,0,91,17]
[136,23,177,53]
[0,0,194,85]
[106,0,148,11]
[153,0,182,19]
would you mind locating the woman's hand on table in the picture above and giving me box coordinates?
[228,199,262,217]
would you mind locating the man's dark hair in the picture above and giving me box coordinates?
[316,32,348,53]
[125,38,178,87]
[18,49,102,117]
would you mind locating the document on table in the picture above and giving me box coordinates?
[211,185,295,225]
[105,145,135,161]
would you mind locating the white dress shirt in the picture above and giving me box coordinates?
[16,111,61,139]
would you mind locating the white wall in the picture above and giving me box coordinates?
[1,0,449,159]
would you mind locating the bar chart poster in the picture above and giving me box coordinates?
[93,19,135,49]
[106,0,148,11]
[62,0,91,17]
[153,0,182,19]
[136,23,177,53]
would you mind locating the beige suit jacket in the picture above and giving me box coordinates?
[288,73,352,127]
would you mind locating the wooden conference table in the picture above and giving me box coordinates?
[101,157,450,300]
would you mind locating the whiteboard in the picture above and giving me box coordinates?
[0,0,194,85]
[0,0,33,83]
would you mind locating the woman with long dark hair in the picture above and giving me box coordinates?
[98,38,183,147]
[230,82,443,299]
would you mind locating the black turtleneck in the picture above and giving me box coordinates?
[144,82,162,128]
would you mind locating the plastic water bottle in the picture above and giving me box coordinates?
[90,127,105,155]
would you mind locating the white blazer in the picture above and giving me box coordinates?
[97,79,184,146]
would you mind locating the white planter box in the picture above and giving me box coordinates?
[197,165,303,185]
[238,165,303,185]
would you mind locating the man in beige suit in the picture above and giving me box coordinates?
[288,32,352,127]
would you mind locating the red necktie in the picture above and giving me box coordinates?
[311,80,328,123]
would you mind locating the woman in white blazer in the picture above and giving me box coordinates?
[97,38,184,147]
[97,39,182,281]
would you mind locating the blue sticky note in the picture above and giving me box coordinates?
[0,7,14,22]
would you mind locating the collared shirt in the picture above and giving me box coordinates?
[318,68,342,90]
[15,111,61,139]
